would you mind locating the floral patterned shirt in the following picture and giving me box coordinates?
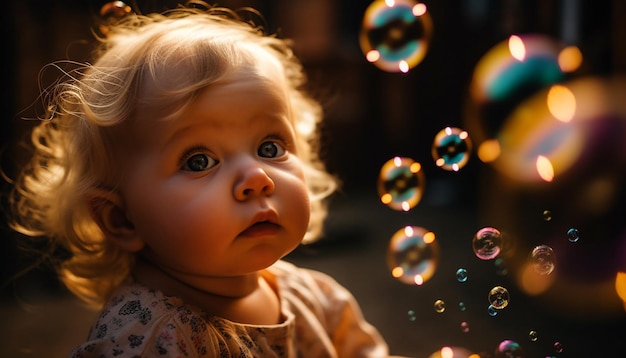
[69,260,389,357]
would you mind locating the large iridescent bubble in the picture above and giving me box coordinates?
[387,226,439,285]
[359,0,433,73]
[463,34,578,164]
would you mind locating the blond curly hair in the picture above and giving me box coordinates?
[8,2,337,308]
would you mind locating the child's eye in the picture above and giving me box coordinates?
[258,141,286,158]
[182,153,218,172]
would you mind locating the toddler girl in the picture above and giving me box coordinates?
[9,2,390,357]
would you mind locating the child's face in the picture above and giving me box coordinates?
[116,61,310,278]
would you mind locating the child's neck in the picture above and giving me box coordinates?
[132,257,281,325]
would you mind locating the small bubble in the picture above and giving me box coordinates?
[495,339,523,358]
[377,157,425,211]
[488,286,510,309]
[460,321,470,333]
[458,301,467,312]
[431,127,472,171]
[488,305,498,316]
[387,226,439,285]
[456,268,468,282]
[494,258,508,276]
[359,0,433,73]
[567,227,580,242]
[554,341,564,353]
[530,245,556,275]
[528,330,538,342]
[407,309,417,321]
[543,210,553,221]
[473,227,503,260]
[434,299,446,313]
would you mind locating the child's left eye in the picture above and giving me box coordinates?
[258,141,286,158]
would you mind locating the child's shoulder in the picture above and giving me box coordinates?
[70,282,211,357]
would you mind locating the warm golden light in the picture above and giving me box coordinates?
[412,3,427,16]
[477,139,501,163]
[401,201,411,212]
[391,266,404,278]
[536,155,554,182]
[414,275,424,285]
[385,0,395,7]
[381,193,392,204]
[423,231,436,244]
[616,272,626,304]
[558,45,583,73]
[366,50,380,62]
[508,35,526,61]
[440,347,453,358]
[399,60,410,73]
[410,162,422,173]
[404,226,414,237]
[517,261,556,295]
[547,85,576,122]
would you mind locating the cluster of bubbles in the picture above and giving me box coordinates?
[360,0,626,356]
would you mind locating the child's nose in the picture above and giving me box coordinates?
[233,161,275,201]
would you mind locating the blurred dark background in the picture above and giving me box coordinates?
[2,0,626,357]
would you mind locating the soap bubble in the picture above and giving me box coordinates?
[433,299,446,313]
[388,226,439,285]
[543,210,553,221]
[567,227,580,242]
[530,244,556,275]
[377,156,425,211]
[495,339,523,358]
[554,341,564,353]
[407,309,417,321]
[487,305,498,316]
[488,286,510,309]
[528,330,538,342]
[464,34,569,161]
[460,321,470,333]
[472,227,503,260]
[99,1,133,35]
[431,127,472,171]
[458,301,467,311]
[456,268,468,282]
[359,0,433,73]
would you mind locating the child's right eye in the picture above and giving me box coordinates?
[182,153,217,172]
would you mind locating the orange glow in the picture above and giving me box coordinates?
[517,261,556,295]
[536,155,554,182]
[616,272,626,304]
[508,35,526,61]
[410,162,422,173]
[381,193,392,204]
[558,46,583,72]
[413,3,427,16]
[547,85,576,122]
[423,231,436,244]
[477,139,501,163]
[391,266,404,278]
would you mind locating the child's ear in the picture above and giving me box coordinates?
[87,189,145,253]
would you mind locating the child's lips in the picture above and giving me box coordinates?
[239,221,281,238]
[239,210,280,238]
